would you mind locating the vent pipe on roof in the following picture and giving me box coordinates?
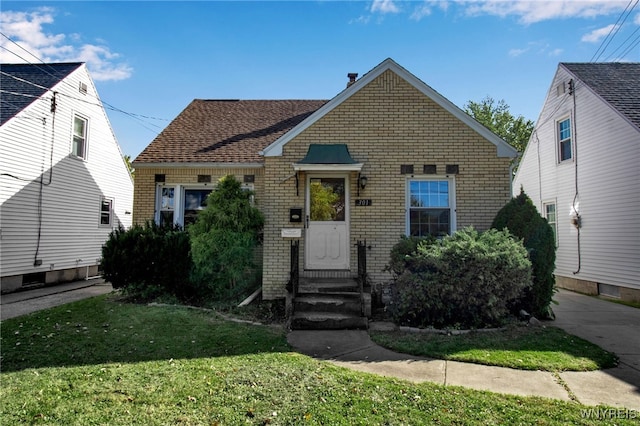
[347,73,358,87]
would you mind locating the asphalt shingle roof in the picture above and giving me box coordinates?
[0,62,82,126]
[561,62,640,130]
[134,99,328,164]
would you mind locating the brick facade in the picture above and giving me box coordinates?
[261,69,512,299]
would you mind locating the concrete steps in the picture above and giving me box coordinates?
[290,277,369,330]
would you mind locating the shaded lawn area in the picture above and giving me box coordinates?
[0,295,632,425]
[370,326,618,372]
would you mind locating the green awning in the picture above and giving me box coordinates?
[293,144,363,171]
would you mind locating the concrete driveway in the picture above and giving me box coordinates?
[550,289,640,408]
[0,279,113,321]
[551,289,640,370]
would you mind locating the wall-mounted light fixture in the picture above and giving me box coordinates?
[358,173,368,196]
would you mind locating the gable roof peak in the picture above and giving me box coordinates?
[262,58,518,158]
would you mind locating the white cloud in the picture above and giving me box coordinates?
[549,48,564,56]
[0,7,132,81]
[509,47,529,57]
[371,0,400,14]
[635,12,640,25]
[458,0,628,25]
[411,4,433,21]
[581,24,618,43]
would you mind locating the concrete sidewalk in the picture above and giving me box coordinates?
[0,278,113,321]
[288,290,640,410]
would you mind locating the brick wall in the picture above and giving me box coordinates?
[261,69,512,299]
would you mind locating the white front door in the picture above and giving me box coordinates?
[305,175,349,270]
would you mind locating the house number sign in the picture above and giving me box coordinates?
[355,199,372,206]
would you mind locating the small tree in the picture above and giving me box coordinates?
[189,175,264,300]
[492,189,556,319]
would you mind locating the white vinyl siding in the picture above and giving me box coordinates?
[0,65,133,281]
[514,65,640,291]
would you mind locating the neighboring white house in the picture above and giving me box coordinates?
[514,62,640,302]
[0,62,134,293]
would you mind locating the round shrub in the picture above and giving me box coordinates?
[492,189,556,319]
[388,227,532,329]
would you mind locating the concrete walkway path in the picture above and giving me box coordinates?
[288,289,640,410]
[0,278,112,320]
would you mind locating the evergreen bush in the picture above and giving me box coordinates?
[101,222,193,300]
[189,175,264,301]
[385,235,435,278]
[492,189,556,319]
[388,227,532,329]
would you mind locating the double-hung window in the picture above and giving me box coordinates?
[72,115,88,159]
[158,187,176,227]
[407,179,455,237]
[558,118,572,162]
[543,201,557,245]
[100,198,113,226]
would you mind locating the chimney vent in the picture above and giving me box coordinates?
[347,73,358,87]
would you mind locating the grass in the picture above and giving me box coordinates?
[370,326,618,372]
[0,295,633,425]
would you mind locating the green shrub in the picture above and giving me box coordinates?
[101,222,193,301]
[385,235,435,278]
[388,227,532,329]
[189,175,264,301]
[492,189,556,319]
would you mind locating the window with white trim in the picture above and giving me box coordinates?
[407,179,455,237]
[155,183,254,228]
[557,117,572,162]
[543,201,557,245]
[100,197,113,226]
[72,115,88,159]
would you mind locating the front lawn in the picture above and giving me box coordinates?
[370,326,618,372]
[0,295,631,425]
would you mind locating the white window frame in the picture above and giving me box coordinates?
[72,114,89,160]
[99,197,113,227]
[543,200,558,246]
[155,182,254,228]
[557,116,572,163]
[405,177,456,238]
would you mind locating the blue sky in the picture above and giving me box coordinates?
[2,1,639,158]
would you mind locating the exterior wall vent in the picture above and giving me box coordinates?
[400,165,414,175]
[556,82,565,97]
[423,164,437,174]
[197,174,211,183]
[79,82,88,95]
[446,164,459,174]
[154,174,166,183]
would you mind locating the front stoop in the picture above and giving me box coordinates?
[290,277,369,330]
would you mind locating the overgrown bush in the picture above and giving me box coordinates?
[101,222,193,301]
[388,227,532,329]
[492,189,556,319]
[189,175,264,301]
